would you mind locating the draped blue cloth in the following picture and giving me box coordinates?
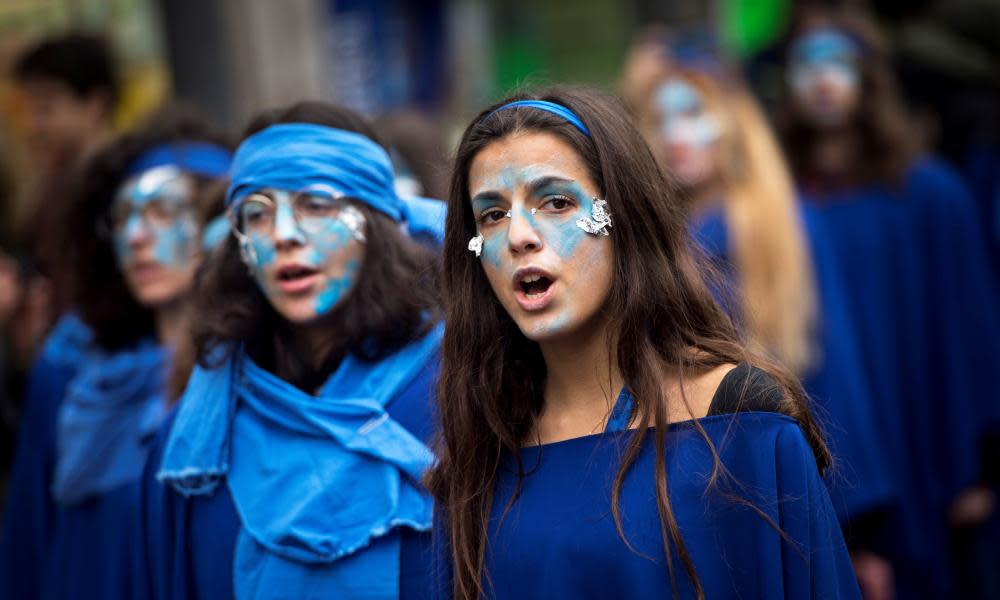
[156,324,442,599]
[227,124,403,221]
[400,195,447,244]
[800,156,1000,598]
[689,203,896,525]
[0,333,166,600]
[37,312,93,367]
[52,340,167,505]
[472,411,860,599]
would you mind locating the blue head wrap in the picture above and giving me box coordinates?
[226,123,403,221]
[485,100,591,138]
[125,142,232,179]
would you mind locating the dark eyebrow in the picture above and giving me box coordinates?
[526,175,575,195]
[471,190,504,205]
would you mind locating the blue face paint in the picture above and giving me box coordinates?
[236,191,365,320]
[655,79,721,149]
[788,29,860,93]
[110,166,198,270]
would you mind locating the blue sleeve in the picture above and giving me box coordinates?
[135,410,182,600]
[0,356,74,598]
[908,159,1000,500]
[773,425,862,600]
[799,206,897,525]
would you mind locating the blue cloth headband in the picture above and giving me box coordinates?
[226,123,402,221]
[485,100,591,138]
[125,142,232,179]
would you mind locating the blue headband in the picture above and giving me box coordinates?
[125,142,232,179]
[485,100,591,138]
[226,123,402,221]
[790,28,862,64]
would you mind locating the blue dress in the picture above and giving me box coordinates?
[689,204,896,528]
[0,320,165,600]
[137,348,440,599]
[470,365,860,599]
[801,157,1000,597]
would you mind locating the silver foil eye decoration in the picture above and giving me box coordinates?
[468,233,484,257]
[576,198,613,236]
[339,206,367,243]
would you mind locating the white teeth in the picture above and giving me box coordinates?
[522,274,541,284]
[526,292,544,299]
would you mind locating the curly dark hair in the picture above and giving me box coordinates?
[66,104,230,351]
[189,101,441,393]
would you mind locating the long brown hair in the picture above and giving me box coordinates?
[425,87,830,599]
[631,66,818,375]
[778,4,920,188]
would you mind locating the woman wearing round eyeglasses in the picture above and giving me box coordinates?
[137,102,443,600]
[0,107,231,600]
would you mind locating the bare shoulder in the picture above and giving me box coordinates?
[664,362,740,423]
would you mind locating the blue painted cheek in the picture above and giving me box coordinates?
[480,231,505,269]
[249,233,276,287]
[315,258,360,316]
[151,220,196,267]
[113,214,144,266]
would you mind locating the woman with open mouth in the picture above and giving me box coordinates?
[137,101,443,599]
[426,89,860,599]
[0,107,232,600]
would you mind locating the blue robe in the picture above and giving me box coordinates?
[136,349,440,599]
[689,204,896,527]
[476,410,859,599]
[0,322,164,600]
[801,156,1000,597]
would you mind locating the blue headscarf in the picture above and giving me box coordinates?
[51,339,167,505]
[226,124,403,221]
[125,142,232,179]
[158,323,442,598]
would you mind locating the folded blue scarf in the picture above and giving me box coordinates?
[52,339,167,506]
[158,323,442,599]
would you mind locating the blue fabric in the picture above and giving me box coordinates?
[157,324,443,599]
[400,195,447,244]
[688,204,897,525]
[201,214,230,250]
[476,412,860,599]
[800,156,1000,598]
[38,312,93,367]
[52,340,167,505]
[125,141,233,179]
[227,123,403,221]
[138,343,442,600]
[0,335,165,600]
[486,100,591,137]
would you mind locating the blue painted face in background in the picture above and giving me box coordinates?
[654,78,723,187]
[233,189,366,324]
[110,165,202,307]
[468,131,615,342]
[788,28,861,127]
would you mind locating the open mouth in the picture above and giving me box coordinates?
[519,273,553,299]
[277,264,319,282]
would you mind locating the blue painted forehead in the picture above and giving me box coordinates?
[656,79,703,114]
[790,28,861,64]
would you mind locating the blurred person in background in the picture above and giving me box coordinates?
[777,5,1000,599]
[622,34,897,600]
[8,32,119,353]
[138,102,444,599]
[376,109,450,201]
[0,106,232,600]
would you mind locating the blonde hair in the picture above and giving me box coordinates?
[632,67,818,374]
